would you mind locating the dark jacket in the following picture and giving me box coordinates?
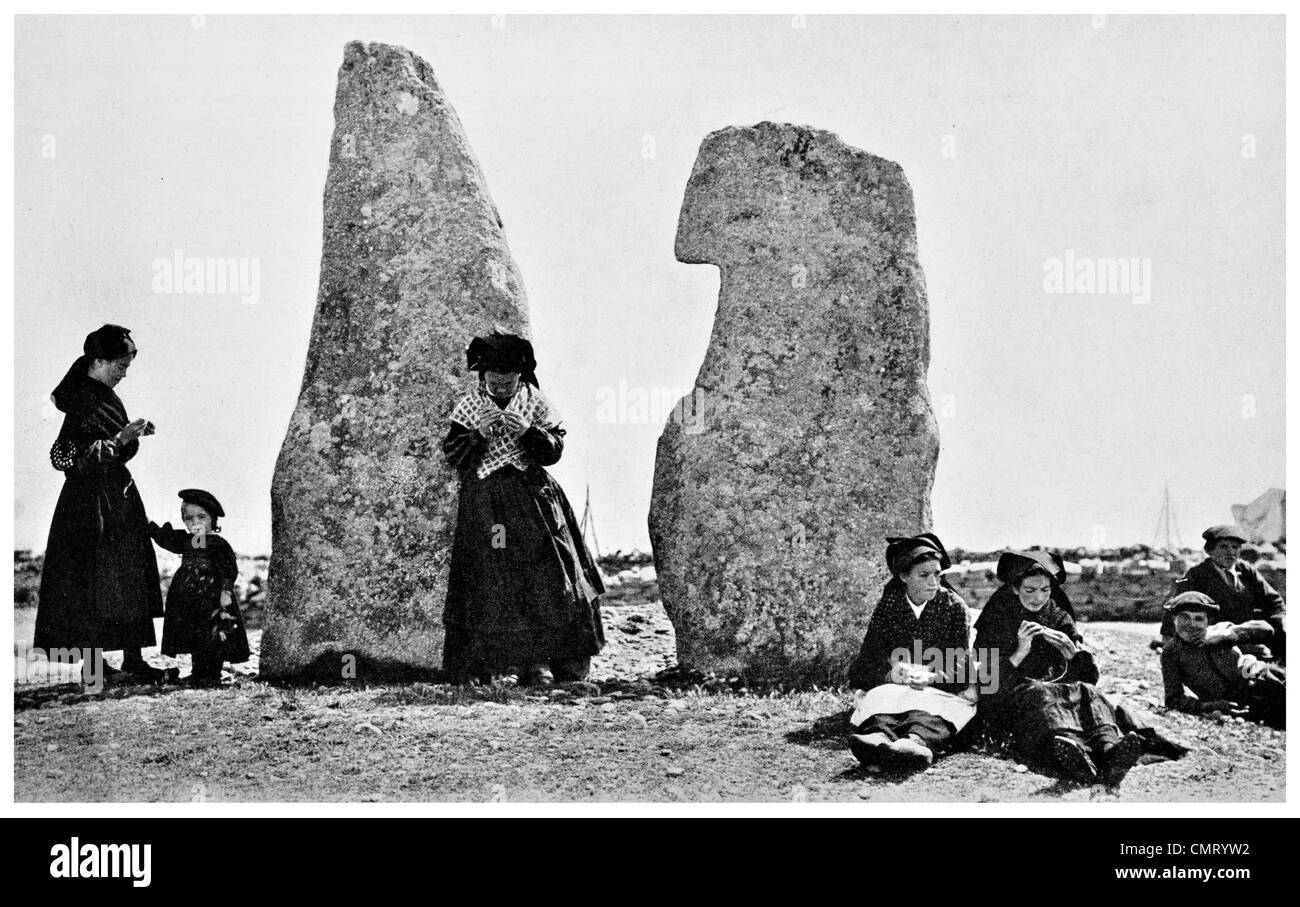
[1160,559,1285,640]
[1160,621,1274,712]
[847,584,972,695]
[35,374,162,652]
[150,523,249,662]
[972,584,1099,714]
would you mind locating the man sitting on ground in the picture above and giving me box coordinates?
[1159,525,1285,661]
[1160,591,1284,728]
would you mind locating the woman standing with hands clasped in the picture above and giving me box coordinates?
[440,331,606,686]
[36,325,166,686]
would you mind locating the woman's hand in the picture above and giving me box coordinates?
[1011,620,1042,665]
[476,410,504,438]
[890,661,937,688]
[116,418,152,445]
[500,412,530,440]
[907,668,939,689]
[1038,627,1078,659]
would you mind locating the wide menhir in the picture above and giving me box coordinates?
[262,41,532,678]
[649,122,940,685]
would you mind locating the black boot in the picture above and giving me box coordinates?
[187,650,224,688]
[1101,733,1146,787]
[1051,735,1099,785]
[120,651,166,684]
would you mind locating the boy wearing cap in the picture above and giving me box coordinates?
[1161,591,1285,728]
[148,489,249,687]
[1160,525,1285,659]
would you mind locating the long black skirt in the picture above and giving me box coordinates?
[1008,680,1123,762]
[441,465,605,678]
[161,565,251,663]
[35,466,162,653]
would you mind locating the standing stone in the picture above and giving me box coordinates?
[648,122,939,685]
[262,41,531,679]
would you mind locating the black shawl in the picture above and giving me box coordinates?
[847,584,972,694]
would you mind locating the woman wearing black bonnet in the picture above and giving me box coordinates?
[441,330,606,686]
[36,324,165,684]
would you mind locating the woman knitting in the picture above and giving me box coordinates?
[440,331,606,686]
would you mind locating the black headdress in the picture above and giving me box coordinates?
[466,330,538,387]
[995,549,1066,587]
[884,535,944,579]
[51,324,136,412]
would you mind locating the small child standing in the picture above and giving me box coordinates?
[149,489,249,687]
[1161,591,1285,729]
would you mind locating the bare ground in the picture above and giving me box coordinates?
[12,584,1285,803]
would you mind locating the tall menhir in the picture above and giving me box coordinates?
[649,122,939,685]
[262,41,533,679]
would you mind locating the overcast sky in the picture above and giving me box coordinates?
[13,14,1285,557]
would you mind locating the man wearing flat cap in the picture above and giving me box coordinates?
[1160,525,1285,660]
[1160,591,1285,727]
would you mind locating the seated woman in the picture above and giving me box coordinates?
[846,534,978,773]
[973,550,1148,787]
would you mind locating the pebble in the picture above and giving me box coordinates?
[598,703,617,713]
[627,713,648,729]
[355,722,383,736]
[857,787,873,798]
[1014,764,1028,773]
[666,766,685,777]
[46,744,58,752]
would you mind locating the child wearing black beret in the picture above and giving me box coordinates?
[149,489,250,687]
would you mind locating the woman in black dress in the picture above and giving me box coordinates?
[973,550,1146,787]
[846,534,979,772]
[440,331,605,685]
[36,324,165,684]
